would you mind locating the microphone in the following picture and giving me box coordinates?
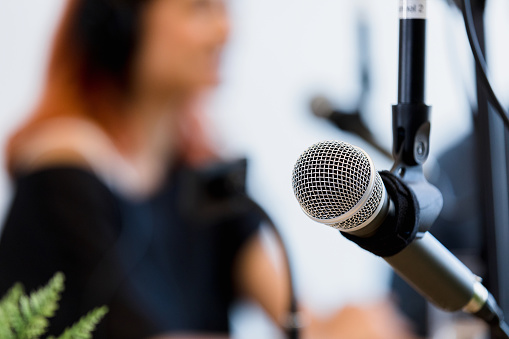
[310,96,392,159]
[310,96,372,140]
[292,140,507,330]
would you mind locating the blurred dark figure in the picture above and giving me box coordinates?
[0,1,418,338]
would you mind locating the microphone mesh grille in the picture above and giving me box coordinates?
[330,174,384,230]
[292,140,384,230]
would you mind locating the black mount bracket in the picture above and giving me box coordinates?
[390,3,442,234]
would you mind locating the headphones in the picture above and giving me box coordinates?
[72,0,144,85]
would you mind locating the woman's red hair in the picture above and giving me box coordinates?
[6,0,216,174]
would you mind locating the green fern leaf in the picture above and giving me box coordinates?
[49,306,108,339]
[16,272,64,339]
[0,284,24,339]
[0,283,24,337]
[0,272,107,339]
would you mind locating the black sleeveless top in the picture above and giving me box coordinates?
[0,161,262,338]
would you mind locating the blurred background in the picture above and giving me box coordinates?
[1,0,509,338]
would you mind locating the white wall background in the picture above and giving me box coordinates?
[1,0,509,337]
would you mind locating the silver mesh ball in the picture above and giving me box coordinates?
[292,140,384,231]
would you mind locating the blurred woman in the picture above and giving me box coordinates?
[0,1,417,338]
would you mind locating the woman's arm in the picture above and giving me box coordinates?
[233,232,420,339]
[233,232,290,325]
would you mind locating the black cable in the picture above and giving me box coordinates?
[193,160,300,338]
[243,197,301,339]
[462,3,509,337]
[461,0,509,129]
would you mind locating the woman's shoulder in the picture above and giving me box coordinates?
[11,117,116,173]
[9,117,139,196]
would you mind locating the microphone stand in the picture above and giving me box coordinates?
[310,10,393,160]
[468,1,509,338]
[392,1,431,169]
[392,1,509,337]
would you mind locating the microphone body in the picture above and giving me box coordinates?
[386,232,486,313]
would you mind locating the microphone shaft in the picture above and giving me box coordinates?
[385,232,487,313]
